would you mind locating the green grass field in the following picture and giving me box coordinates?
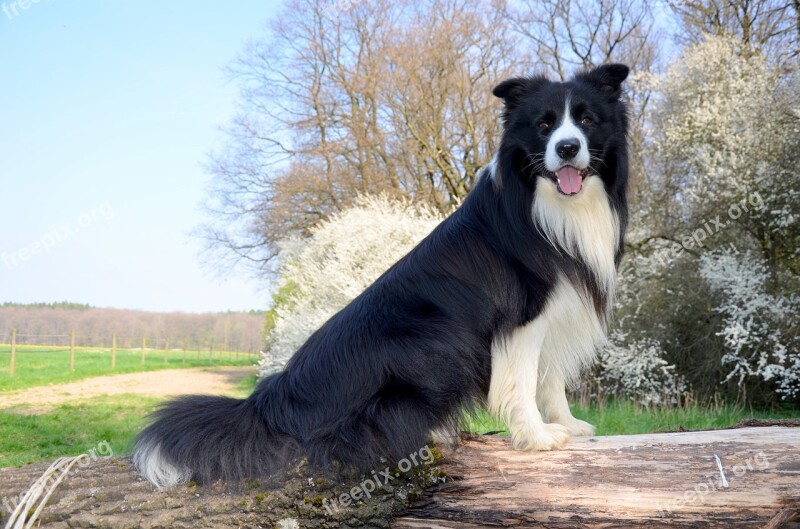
[0,375,258,468]
[0,345,259,391]
[0,395,161,467]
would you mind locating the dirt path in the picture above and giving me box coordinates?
[0,366,257,413]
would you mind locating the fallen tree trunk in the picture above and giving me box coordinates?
[398,425,800,528]
[0,426,798,528]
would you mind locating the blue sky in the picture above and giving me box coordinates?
[0,0,282,312]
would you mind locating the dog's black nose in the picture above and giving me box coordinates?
[556,138,581,159]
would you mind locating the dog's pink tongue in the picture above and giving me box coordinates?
[556,166,582,195]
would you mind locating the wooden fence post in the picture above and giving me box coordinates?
[141,335,146,365]
[111,334,117,369]
[9,328,16,377]
[70,330,76,371]
[164,338,169,364]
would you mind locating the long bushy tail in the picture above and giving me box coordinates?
[133,394,299,489]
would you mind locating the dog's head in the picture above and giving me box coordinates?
[493,64,629,198]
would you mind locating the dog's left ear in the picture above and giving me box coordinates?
[582,63,629,98]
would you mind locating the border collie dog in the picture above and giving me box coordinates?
[134,63,630,488]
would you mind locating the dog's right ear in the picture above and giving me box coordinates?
[492,76,548,109]
[581,63,629,99]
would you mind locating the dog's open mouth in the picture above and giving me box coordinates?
[554,166,588,196]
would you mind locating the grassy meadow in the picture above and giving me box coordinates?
[0,375,258,468]
[0,344,259,391]
[0,345,260,466]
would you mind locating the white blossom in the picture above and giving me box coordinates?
[700,251,799,400]
[597,330,686,406]
[260,195,445,376]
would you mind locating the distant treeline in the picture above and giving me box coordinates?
[0,304,265,353]
[1,302,93,310]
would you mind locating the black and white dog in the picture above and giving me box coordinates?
[134,63,630,488]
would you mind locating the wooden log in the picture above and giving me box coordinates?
[0,426,797,528]
[396,425,800,528]
[0,452,430,528]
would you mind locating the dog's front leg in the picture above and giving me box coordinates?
[536,371,595,436]
[488,319,570,450]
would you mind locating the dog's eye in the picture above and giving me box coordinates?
[580,117,593,126]
[538,121,551,131]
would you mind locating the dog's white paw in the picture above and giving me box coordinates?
[511,422,571,451]
[556,417,595,437]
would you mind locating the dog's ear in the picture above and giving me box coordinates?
[492,76,549,109]
[582,63,629,98]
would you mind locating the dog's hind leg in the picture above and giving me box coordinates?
[488,319,570,451]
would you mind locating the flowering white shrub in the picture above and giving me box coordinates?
[700,251,800,400]
[259,195,445,376]
[621,35,800,404]
[596,330,685,406]
[652,35,800,247]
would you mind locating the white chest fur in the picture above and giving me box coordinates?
[488,275,607,402]
[536,277,607,383]
[532,175,619,298]
[530,174,619,380]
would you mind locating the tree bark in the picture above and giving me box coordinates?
[1,425,798,528]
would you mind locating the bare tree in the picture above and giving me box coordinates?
[199,0,397,272]
[199,0,522,272]
[383,0,519,203]
[670,0,799,67]
[500,0,658,79]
